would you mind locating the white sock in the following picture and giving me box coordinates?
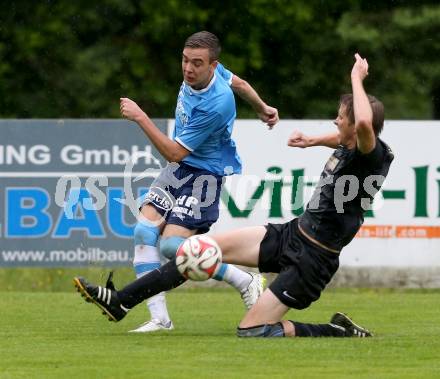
[221,264,253,292]
[147,293,171,325]
[134,245,171,324]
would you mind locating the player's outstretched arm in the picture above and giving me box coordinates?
[288,130,340,149]
[231,75,279,129]
[351,53,376,154]
[120,97,190,162]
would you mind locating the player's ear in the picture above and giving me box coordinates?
[211,60,218,69]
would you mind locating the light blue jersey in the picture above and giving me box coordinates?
[173,63,242,176]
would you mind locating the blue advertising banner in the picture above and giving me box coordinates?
[0,119,167,267]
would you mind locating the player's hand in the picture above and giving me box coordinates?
[120,98,146,123]
[287,130,310,148]
[351,53,369,81]
[257,105,279,129]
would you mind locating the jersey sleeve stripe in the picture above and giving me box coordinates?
[227,74,233,86]
[175,137,194,152]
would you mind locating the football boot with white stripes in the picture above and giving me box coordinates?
[73,274,129,322]
[330,312,372,337]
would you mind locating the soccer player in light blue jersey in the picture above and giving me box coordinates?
[119,31,279,333]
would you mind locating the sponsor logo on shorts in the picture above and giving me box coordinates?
[282,290,298,302]
[145,187,174,211]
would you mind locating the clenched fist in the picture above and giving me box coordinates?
[120,98,146,123]
[258,105,279,129]
[288,130,310,148]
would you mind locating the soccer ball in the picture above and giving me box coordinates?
[175,235,222,281]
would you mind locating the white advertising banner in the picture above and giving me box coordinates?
[209,120,440,268]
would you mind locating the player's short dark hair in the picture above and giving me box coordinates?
[340,94,385,136]
[184,31,221,62]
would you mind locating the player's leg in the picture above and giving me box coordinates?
[239,288,290,327]
[213,226,267,267]
[164,168,265,310]
[130,204,173,332]
[74,257,187,322]
[72,224,266,323]
[235,222,372,338]
[110,225,267,312]
[209,226,267,308]
[129,161,188,332]
[111,228,263,309]
[235,288,371,337]
[236,282,345,338]
[237,287,343,338]
[160,222,266,310]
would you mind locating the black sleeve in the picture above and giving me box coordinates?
[357,138,385,168]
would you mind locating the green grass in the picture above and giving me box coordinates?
[1,288,439,379]
[0,268,136,292]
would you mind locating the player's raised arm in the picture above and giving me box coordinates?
[120,97,190,162]
[231,74,279,129]
[351,53,376,154]
[288,130,340,149]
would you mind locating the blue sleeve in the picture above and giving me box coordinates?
[174,108,223,152]
[216,63,233,86]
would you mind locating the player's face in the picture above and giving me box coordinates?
[182,48,217,89]
[334,104,354,137]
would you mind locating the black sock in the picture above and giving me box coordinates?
[117,258,187,309]
[291,321,346,337]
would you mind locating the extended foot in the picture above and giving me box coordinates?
[330,312,372,337]
[73,276,129,322]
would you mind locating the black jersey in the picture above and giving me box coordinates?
[299,138,394,251]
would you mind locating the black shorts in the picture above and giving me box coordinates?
[258,218,339,310]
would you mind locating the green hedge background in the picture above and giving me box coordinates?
[1,1,439,120]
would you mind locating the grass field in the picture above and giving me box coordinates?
[1,287,440,379]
